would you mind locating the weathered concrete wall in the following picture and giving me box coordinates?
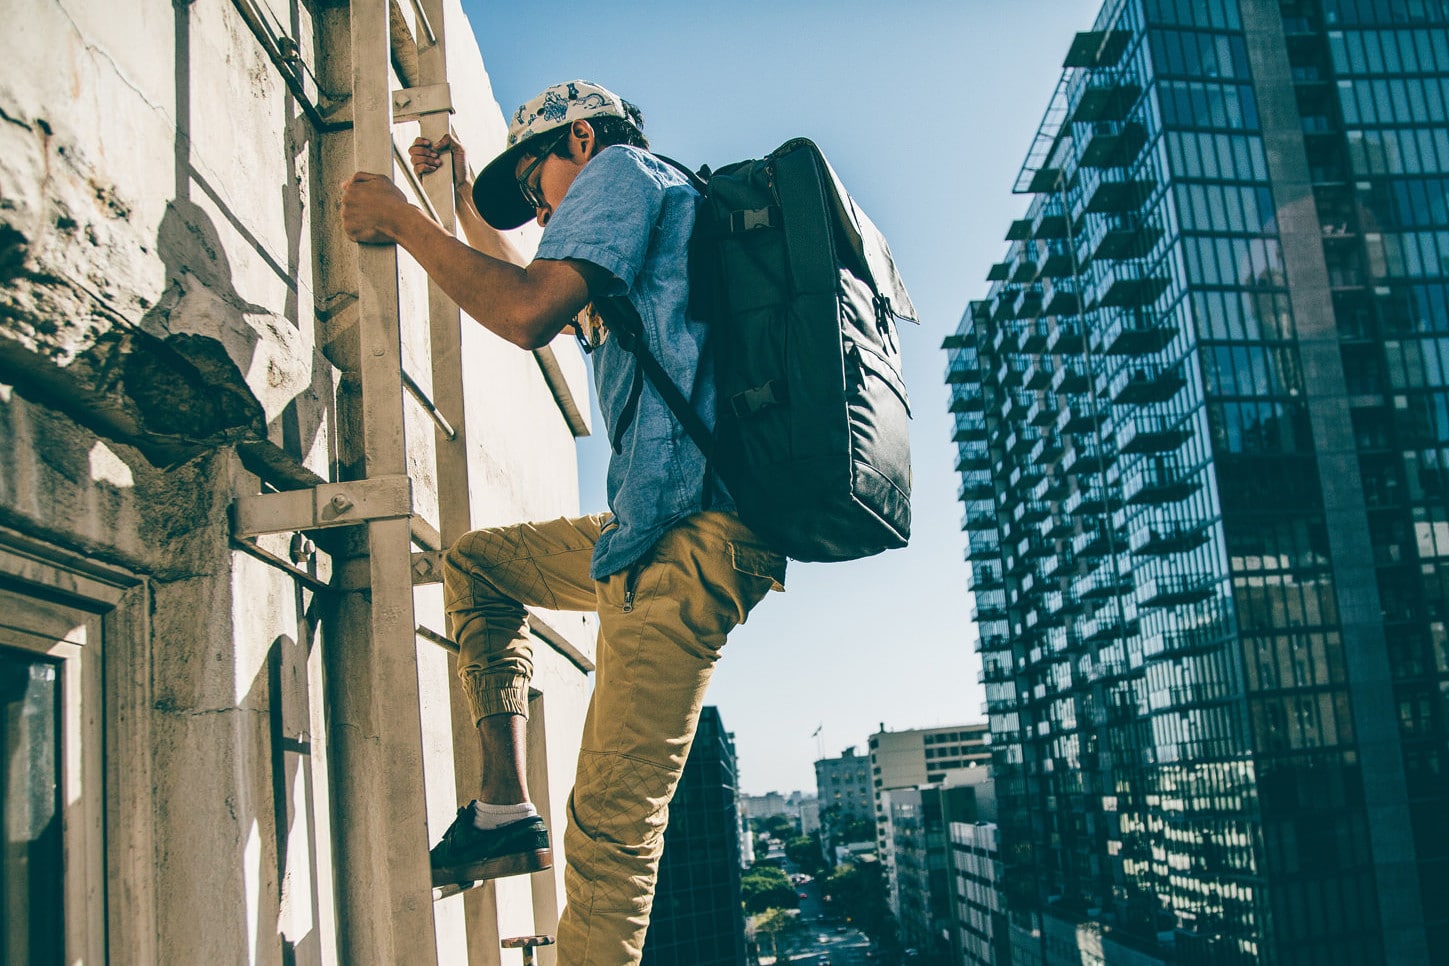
[0,0,595,961]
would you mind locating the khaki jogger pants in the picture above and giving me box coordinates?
[442,510,786,964]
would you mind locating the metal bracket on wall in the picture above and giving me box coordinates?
[231,475,414,539]
[392,83,453,124]
[411,550,445,585]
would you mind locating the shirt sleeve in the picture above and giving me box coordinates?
[533,146,667,298]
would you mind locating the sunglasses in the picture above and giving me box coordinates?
[516,129,572,211]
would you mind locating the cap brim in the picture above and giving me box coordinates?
[473,142,535,231]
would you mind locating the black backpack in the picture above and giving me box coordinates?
[596,138,916,562]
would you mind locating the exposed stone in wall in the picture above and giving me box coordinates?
[0,91,310,467]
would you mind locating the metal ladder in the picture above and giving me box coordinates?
[229,0,556,960]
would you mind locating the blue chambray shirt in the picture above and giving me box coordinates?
[534,145,734,579]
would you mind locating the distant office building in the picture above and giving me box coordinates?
[868,724,989,912]
[947,770,1006,966]
[641,707,747,966]
[887,781,985,962]
[740,789,816,832]
[947,1,1448,964]
[798,796,821,836]
[816,745,875,834]
[737,800,756,868]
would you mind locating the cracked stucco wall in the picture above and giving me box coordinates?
[0,0,596,961]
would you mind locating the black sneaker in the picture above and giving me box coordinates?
[430,808,553,887]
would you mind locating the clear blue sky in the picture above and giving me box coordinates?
[458,0,1102,794]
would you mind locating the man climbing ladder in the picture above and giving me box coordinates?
[341,79,785,964]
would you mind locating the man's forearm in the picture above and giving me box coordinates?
[387,205,585,350]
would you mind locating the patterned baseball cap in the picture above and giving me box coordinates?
[472,80,632,229]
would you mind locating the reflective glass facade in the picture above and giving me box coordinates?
[945,1,1449,963]
[640,707,748,966]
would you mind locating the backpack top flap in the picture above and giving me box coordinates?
[783,139,919,323]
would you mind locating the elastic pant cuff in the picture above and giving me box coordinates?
[462,671,531,726]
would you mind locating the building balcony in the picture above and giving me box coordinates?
[945,347,981,384]
[1069,76,1142,124]
[1122,457,1200,504]
[1151,626,1219,659]
[999,391,1024,424]
[1080,120,1149,170]
[1032,473,1068,502]
[992,322,1016,354]
[1089,213,1162,261]
[1088,654,1135,683]
[1008,461,1045,489]
[1035,203,1070,239]
[1128,519,1211,556]
[1018,319,1051,354]
[992,290,1021,323]
[1094,272,1170,310]
[1014,500,1051,525]
[967,527,1000,558]
[1137,573,1217,608]
[1109,363,1187,405]
[980,661,1014,683]
[1061,435,1115,475]
[1036,247,1075,279]
[1079,611,1138,644]
[1023,356,1056,390]
[997,358,1031,387]
[1050,355,1089,392]
[948,388,985,413]
[1047,318,1087,355]
[1044,589,1078,618]
[1013,261,1042,285]
[956,441,993,471]
[1041,274,1081,315]
[979,633,1012,654]
[1028,433,1063,466]
[1063,29,1131,68]
[1024,536,1057,559]
[952,412,988,443]
[967,563,1004,592]
[962,499,998,531]
[1072,525,1111,559]
[1063,484,1121,516]
[1027,396,1060,427]
[1007,426,1043,457]
[1006,218,1034,241]
[1007,551,1035,577]
[1056,403,1097,435]
[957,472,993,502]
[987,261,1011,282]
[1043,512,1073,539]
[1116,414,1190,454]
[1072,565,1132,602]
[1083,175,1155,214]
[971,593,1009,623]
[1039,551,1067,578]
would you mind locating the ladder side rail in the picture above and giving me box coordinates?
[330,1,439,962]
[412,4,507,956]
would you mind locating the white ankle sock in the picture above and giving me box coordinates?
[469,800,538,831]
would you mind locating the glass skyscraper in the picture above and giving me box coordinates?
[946,1,1449,963]
[640,706,748,966]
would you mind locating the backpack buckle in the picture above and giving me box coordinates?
[730,380,787,417]
[727,206,780,233]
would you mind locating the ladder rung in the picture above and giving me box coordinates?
[416,624,457,653]
[232,476,412,538]
[392,83,452,124]
[431,880,480,901]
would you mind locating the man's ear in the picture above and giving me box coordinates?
[570,119,596,161]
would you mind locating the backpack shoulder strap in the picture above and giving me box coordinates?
[594,296,721,507]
